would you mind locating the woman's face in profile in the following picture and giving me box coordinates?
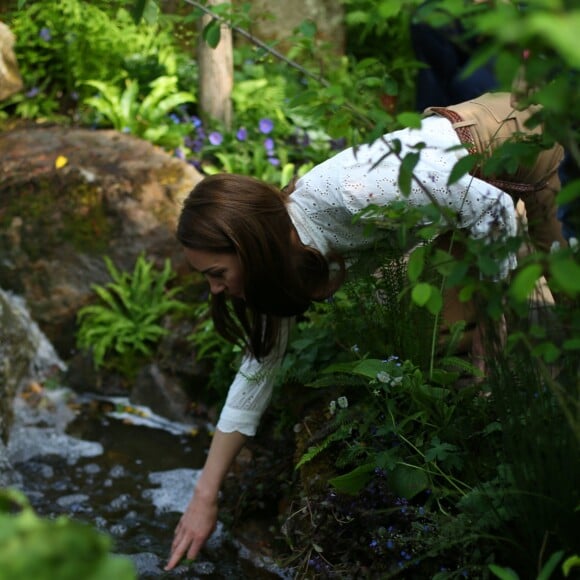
[183,248,244,299]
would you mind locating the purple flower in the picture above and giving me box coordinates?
[263,137,274,152]
[208,131,223,146]
[236,127,248,141]
[169,113,181,124]
[174,147,185,160]
[258,118,274,134]
[25,87,40,98]
[39,27,52,42]
[267,156,280,166]
[192,116,203,128]
[330,137,347,151]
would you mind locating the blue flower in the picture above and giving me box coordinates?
[208,131,223,146]
[25,87,40,98]
[258,118,274,134]
[267,156,280,166]
[169,113,181,124]
[39,27,52,42]
[191,116,203,129]
[236,127,248,141]
[263,137,275,151]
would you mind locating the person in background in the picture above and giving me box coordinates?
[410,4,498,111]
[165,92,564,571]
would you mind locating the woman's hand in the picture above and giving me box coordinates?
[164,428,247,571]
[165,491,218,570]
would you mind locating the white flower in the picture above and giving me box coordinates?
[337,396,348,409]
[550,241,561,253]
[329,400,337,415]
[569,237,578,250]
[391,376,403,386]
[377,371,391,384]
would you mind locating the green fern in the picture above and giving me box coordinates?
[76,254,186,376]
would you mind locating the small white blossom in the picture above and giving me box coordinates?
[377,371,391,384]
[351,344,360,353]
[329,400,337,415]
[550,241,561,253]
[569,237,578,250]
[391,376,403,386]
[337,396,348,409]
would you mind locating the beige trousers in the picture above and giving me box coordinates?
[424,92,565,351]
[425,91,566,252]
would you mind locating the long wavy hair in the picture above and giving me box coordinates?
[176,173,345,359]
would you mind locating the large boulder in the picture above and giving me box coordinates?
[0,126,202,357]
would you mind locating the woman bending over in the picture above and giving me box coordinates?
[165,91,564,570]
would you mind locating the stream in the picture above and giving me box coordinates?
[3,291,292,579]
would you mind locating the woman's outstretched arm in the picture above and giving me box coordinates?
[165,428,246,570]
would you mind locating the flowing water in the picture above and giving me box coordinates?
[3,291,291,579]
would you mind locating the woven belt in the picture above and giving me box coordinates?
[429,106,546,196]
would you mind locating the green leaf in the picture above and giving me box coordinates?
[425,285,443,315]
[203,19,221,49]
[538,551,564,580]
[396,112,422,129]
[488,564,520,580]
[407,246,425,283]
[563,554,580,577]
[389,464,429,499]
[412,282,432,306]
[550,256,580,294]
[448,154,479,186]
[509,264,543,301]
[353,359,389,379]
[329,463,375,495]
[398,152,420,197]
[556,180,580,206]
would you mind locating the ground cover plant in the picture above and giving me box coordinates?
[1,0,579,578]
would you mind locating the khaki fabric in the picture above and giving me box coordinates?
[425,92,565,252]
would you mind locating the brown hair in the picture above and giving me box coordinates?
[177,173,344,359]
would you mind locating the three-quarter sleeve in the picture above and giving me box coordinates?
[216,318,292,436]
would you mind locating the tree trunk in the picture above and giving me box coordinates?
[197,0,233,129]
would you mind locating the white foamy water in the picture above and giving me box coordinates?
[146,468,201,514]
[145,468,226,549]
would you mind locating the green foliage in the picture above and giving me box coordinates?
[1,0,191,121]
[83,76,195,147]
[76,253,186,377]
[0,489,135,580]
[194,52,340,183]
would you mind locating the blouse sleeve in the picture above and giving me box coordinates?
[216,318,292,436]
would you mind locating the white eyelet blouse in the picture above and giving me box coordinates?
[216,116,517,436]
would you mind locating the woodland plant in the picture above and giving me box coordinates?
[83,76,196,148]
[76,254,187,379]
[0,0,191,122]
[0,489,135,580]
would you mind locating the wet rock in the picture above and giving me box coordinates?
[130,363,193,424]
[127,552,166,577]
[0,126,202,357]
[0,289,65,443]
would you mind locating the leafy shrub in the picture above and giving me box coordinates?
[83,76,195,148]
[76,254,187,378]
[1,0,189,121]
[0,489,135,580]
